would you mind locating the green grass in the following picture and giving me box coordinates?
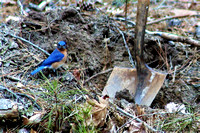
[36,73,98,132]
[162,114,200,132]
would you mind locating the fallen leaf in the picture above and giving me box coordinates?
[87,96,108,127]
[23,113,43,125]
[127,120,143,133]
[136,104,145,116]
[73,69,81,80]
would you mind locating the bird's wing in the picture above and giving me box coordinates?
[40,49,64,66]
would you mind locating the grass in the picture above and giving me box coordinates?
[161,113,200,132]
[35,73,98,132]
[73,103,98,133]
[153,106,200,132]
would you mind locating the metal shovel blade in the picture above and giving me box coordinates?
[103,0,167,106]
[134,65,167,106]
[102,66,166,106]
[102,67,137,98]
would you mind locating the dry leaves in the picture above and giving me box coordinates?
[86,95,108,127]
[122,104,146,133]
[22,113,44,125]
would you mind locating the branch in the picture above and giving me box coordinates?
[84,68,113,84]
[111,19,199,47]
[115,26,135,67]
[4,75,21,82]
[116,106,164,133]
[17,0,27,16]
[0,30,50,56]
[112,17,136,27]
[147,14,199,25]
[146,30,200,47]
[154,0,167,10]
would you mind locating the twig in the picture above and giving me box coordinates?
[84,68,113,84]
[17,0,28,16]
[147,14,199,25]
[116,106,164,133]
[112,17,136,27]
[117,117,135,132]
[0,85,42,111]
[165,1,200,4]
[112,18,199,47]
[0,85,19,100]
[115,26,135,67]
[117,110,175,132]
[28,0,50,11]
[155,0,167,10]
[0,30,50,56]
[180,79,191,90]
[125,0,128,28]
[172,66,178,82]
[146,30,200,47]
[113,13,199,30]
[4,75,21,82]
[16,93,42,110]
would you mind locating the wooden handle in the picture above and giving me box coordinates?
[134,0,150,75]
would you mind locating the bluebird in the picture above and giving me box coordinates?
[31,41,67,75]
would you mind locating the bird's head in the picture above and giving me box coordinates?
[57,41,67,50]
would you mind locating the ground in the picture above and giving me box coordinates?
[0,0,199,132]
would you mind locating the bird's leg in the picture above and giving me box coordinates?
[56,70,58,76]
[52,69,58,76]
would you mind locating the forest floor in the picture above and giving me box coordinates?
[0,0,199,132]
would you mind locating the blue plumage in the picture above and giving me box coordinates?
[39,49,64,66]
[31,41,67,75]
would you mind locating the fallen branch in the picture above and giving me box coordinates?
[112,17,136,27]
[113,13,200,27]
[17,0,28,16]
[16,93,42,110]
[154,0,167,10]
[147,14,200,25]
[146,30,200,47]
[113,18,200,47]
[4,75,21,82]
[114,25,135,67]
[0,72,20,78]
[0,85,19,100]
[116,106,164,133]
[84,68,113,84]
[0,85,42,110]
[0,30,50,56]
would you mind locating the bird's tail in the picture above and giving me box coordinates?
[31,66,48,75]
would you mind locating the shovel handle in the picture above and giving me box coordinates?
[135,0,150,75]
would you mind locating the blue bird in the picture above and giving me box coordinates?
[31,41,67,75]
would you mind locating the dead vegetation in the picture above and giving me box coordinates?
[0,0,199,132]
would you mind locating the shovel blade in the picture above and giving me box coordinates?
[134,67,167,106]
[103,66,167,106]
[102,66,137,98]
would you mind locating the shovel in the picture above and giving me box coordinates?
[102,0,167,106]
